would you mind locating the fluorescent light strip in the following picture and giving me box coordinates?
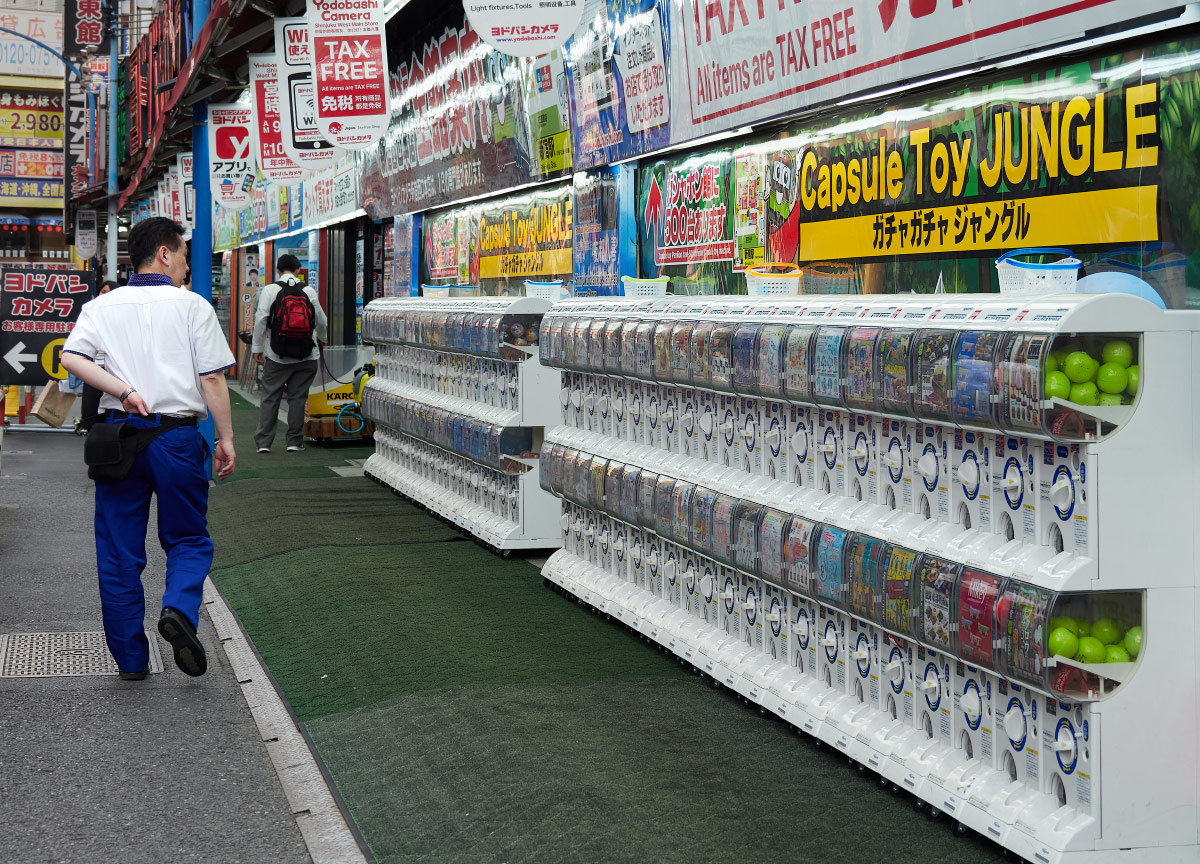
[227,207,367,250]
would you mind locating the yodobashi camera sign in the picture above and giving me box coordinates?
[306,0,389,151]
[464,0,583,57]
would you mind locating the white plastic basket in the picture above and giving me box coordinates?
[995,248,1081,295]
[620,275,669,297]
[524,280,564,301]
[420,284,451,298]
[1091,246,1185,308]
[745,263,802,295]
[801,262,859,294]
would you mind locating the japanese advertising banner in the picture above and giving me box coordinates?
[249,54,307,186]
[0,10,63,77]
[566,0,671,170]
[62,82,89,204]
[0,178,63,208]
[73,208,96,259]
[357,10,573,218]
[0,268,91,384]
[572,166,624,295]
[0,92,63,149]
[421,183,572,294]
[306,0,389,150]
[666,0,1185,143]
[274,17,339,172]
[207,103,255,212]
[636,35,1200,306]
[638,149,734,274]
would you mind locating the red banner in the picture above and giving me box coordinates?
[306,0,389,150]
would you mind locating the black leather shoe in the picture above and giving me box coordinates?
[118,668,149,681]
[158,607,207,677]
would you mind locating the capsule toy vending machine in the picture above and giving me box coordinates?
[753,309,791,483]
[671,310,700,459]
[942,566,1009,834]
[839,532,895,763]
[841,324,882,505]
[700,489,750,679]
[783,321,817,489]
[631,310,659,449]
[617,313,642,443]
[599,456,625,583]
[869,543,921,779]
[874,327,917,515]
[910,327,957,525]
[599,311,625,439]
[775,514,821,722]
[654,473,684,614]
[650,313,677,453]
[689,317,720,462]
[565,310,590,430]
[809,522,854,748]
[731,318,766,476]
[756,505,792,668]
[910,554,963,783]
[613,462,641,591]
[810,320,848,498]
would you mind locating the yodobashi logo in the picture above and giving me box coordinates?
[491,24,558,37]
[309,0,379,20]
[215,126,250,160]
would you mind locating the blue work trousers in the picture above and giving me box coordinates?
[94,416,212,673]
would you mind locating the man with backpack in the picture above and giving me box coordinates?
[251,254,327,452]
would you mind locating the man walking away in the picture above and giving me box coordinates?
[61,216,237,680]
[252,254,327,453]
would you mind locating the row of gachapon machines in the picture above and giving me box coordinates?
[363,296,545,360]
[362,379,533,473]
[370,428,527,527]
[373,343,525,413]
[540,437,1144,859]
[541,293,1153,559]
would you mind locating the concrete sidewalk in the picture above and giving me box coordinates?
[0,429,326,863]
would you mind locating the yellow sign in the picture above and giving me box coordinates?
[479,247,572,280]
[0,106,63,146]
[535,130,571,175]
[797,186,1158,261]
[40,337,65,379]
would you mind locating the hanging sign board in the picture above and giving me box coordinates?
[0,268,91,384]
[274,17,339,172]
[177,152,194,228]
[250,53,308,186]
[207,103,255,212]
[464,0,583,57]
[73,208,96,259]
[306,0,389,150]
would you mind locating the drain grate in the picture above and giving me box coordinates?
[0,631,163,677]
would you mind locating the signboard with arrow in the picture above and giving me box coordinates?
[0,268,91,384]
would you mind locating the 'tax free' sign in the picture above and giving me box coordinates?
[306,0,389,150]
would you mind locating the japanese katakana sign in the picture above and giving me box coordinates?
[274,17,339,172]
[306,0,389,150]
[464,0,582,57]
[0,268,91,384]
[250,54,307,186]
[207,103,255,212]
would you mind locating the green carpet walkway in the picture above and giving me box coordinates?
[210,397,1006,864]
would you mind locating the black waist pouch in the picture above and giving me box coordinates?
[84,417,195,483]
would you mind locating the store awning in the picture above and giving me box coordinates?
[0,214,30,229]
[33,215,62,231]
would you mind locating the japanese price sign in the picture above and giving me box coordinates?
[250,54,307,186]
[0,268,91,383]
[207,103,255,212]
[464,0,583,57]
[306,0,389,150]
[274,17,339,172]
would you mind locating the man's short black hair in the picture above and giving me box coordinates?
[127,217,185,272]
[277,253,301,273]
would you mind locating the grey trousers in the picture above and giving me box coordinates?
[255,357,318,448]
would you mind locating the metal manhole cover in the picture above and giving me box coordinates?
[0,632,163,677]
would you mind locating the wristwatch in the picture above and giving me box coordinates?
[118,387,136,402]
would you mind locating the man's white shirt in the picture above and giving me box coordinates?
[251,273,327,364]
[64,283,236,417]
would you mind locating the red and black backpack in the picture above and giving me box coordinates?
[268,281,316,359]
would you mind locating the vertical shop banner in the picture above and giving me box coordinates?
[73,208,96,259]
[249,54,308,186]
[0,268,92,384]
[354,235,364,343]
[274,17,339,173]
[667,0,1184,142]
[566,0,671,170]
[394,213,414,296]
[207,103,255,212]
[306,0,389,150]
[169,166,184,225]
[64,0,104,210]
[572,167,621,295]
[464,0,583,56]
[176,152,194,228]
